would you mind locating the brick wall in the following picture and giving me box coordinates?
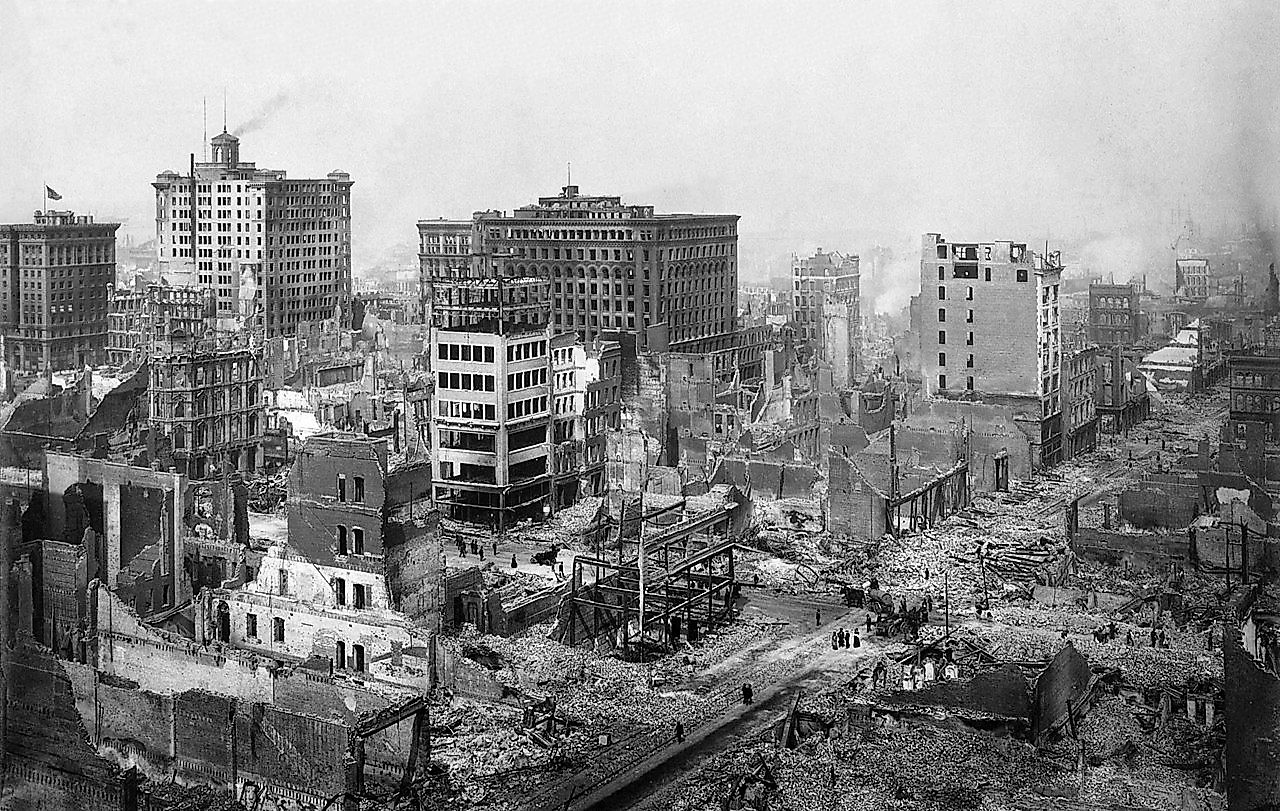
[1225,592,1280,810]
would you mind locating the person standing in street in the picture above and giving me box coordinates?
[742,683,753,705]
[831,631,839,650]
[816,608,822,627]
[674,720,685,743]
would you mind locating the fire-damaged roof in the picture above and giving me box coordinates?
[880,664,1033,720]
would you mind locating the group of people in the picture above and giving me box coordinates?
[1087,621,1173,648]
[831,627,860,649]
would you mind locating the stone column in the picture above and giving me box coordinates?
[104,484,121,587]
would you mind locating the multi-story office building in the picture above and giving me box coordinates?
[791,248,861,385]
[107,285,146,366]
[0,210,118,371]
[918,233,1065,459]
[1176,258,1210,303]
[422,185,739,352]
[1087,283,1141,347]
[108,282,214,366]
[417,219,472,325]
[153,130,353,336]
[147,330,266,478]
[550,333,622,506]
[427,254,555,526]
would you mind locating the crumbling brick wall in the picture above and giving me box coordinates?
[1226,592,1280,810]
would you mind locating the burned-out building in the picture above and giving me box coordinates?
[916,233,1069,467]
[1087,282,1143,347]
[147,330,266,478]
[791,248,861,386]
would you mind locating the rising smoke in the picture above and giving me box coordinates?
[233,90,293,138]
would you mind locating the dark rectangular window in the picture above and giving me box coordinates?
[354,476,365,503]
[246,613,258,638]
[938,352,946,366]
[938,330,946,345]
[938,308,946,322]
[337,525,348,555]
[353,644,366,672]
[984,268,991,281]
[938,374,947,390]
[1017,268,1028,282]
[353,584,366,609]
[353,527,365,555]
[938,286,946,300]
[335,640,346,670]
[334,577,346,605]
[337,474,347,502]
[272,617,285,642]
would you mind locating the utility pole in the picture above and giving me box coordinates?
[944,570,950,637]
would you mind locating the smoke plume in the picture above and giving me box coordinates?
[233,91,293,137]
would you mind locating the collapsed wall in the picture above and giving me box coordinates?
[1225,586,1280,811]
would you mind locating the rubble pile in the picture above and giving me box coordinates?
[246,469,289,513]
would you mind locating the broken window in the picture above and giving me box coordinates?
[278,568,289,595]
[337,525,348,555]
[353,527,365,555]
[353,584,366,609]
[334,577,346,606]
[246,613,258,639]
[353,644,366,672]
[967,376,975,391]
[337,474,347,502]
[335,640,346,669]
[272,617,285,643]
[354,476,365,503]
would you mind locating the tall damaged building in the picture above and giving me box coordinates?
[153,130,353,336]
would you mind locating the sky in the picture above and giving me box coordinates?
[1,0,1277,301]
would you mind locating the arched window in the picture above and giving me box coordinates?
[174,401,185,418]
[174,426,186,449]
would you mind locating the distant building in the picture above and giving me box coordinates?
[1087,282,1142,346]
[791,249,861,385]
[147,331,266,478]
[423,185,740,353]
[153,130,353,336]
[107,281,214,366]
[1175,258,1210,303]
[416,219,472,325]
[1060,345,1099,457]
[0,210,119,371]
[550,334,622,506]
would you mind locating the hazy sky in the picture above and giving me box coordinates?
[1,0,1277,284]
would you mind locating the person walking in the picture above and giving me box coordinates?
[492,540,498,557]
[852,631,861,648]
[511,554,518,569]
[865,613,873,633]
[1149,627,1158,647]
[742,683,754,705]
[842,628,851,648]
[816,608,822,627]
[674,720,685,743]
[1125,630,1134,646]
[831,631,839,650]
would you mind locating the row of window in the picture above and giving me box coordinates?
[508,368,547,391]
[438,372,495,392]
[507,340,547,362]
[937,308,975,324]
[335,474,366,503]
[437,343,496,363]
[438,400,496,422]
[332,576,371,607]
[508,395,548,420]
